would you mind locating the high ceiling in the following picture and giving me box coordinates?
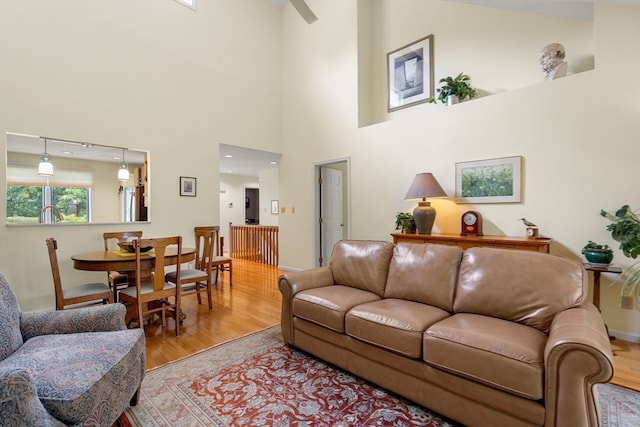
[219,144,280,178]
[268,0,640,21]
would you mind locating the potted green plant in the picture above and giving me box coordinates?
[430,72,477,105]
[395,212,416,234]
[582,241,613,265]
[600,205,640,307]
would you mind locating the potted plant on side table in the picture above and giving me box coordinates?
[601,204,640,307]
[395,212,416,234]
[582,241,614,265]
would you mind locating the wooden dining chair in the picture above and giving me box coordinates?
[165,229,214,310]
[117,236,182,336]
[103,231,143,293]
[195,226,233,287]
[45,238,113,310]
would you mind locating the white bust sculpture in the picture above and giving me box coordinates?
[540,43,568,80]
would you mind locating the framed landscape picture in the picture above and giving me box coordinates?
[387,35,434,112]
[455,156,522,204]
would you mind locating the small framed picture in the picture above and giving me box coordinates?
[271,200,279,215]
[387,35,434,112]
[180,176,197,197]
[455,156,522,204]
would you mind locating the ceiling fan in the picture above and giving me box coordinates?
[268,0,318,24]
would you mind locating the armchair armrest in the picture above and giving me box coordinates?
[0,367,63,426]
[20,303,127,341]
[279,267,334,344]
[543,303,614,427]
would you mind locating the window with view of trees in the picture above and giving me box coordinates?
[6,163,93,224]
[6,185,91,224]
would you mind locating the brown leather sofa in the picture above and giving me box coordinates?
[279,240,614,427]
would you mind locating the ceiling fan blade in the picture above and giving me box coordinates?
[290,0,318,24]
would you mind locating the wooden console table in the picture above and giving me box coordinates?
[391,233,551,253]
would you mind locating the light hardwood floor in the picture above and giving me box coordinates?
[140,258,640,391]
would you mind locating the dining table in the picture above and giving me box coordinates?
[71,246,196,304]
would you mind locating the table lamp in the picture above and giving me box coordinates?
[404,173,447,234]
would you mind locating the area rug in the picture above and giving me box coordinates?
[122,326,639,427]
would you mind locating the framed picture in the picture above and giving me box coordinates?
[387,35,434,112]
[271,200,279,215]
[455,156,522,204]
[179,176,197,197]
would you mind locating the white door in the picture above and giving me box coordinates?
[321,167,343,265]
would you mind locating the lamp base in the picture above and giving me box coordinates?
[413,201,436,234]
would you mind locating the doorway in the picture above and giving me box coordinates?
[245,187,259,224]
[315,158,350,267]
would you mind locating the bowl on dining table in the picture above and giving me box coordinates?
[117,241,153,253]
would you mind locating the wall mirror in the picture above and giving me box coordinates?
[6,132,150,225]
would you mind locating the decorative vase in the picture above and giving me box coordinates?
[446,94,459,106]
[583,248,614,265]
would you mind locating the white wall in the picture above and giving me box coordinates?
[0,0,282,309]
[259,168,280,226]
[278,1,640,340]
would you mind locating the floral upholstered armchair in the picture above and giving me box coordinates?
[0,272,145,426]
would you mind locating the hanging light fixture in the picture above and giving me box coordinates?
[38,138,54,176]
[117,147,130,182]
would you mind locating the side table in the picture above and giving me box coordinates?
[583,262,622,343]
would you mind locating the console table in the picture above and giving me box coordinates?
[391,233,551,253]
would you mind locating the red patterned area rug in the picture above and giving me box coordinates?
[121,326,638,427]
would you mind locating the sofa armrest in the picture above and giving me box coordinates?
[20,303,127,341]
[279,267,334,344]
[0,367,63,426]
[543,303,614,427]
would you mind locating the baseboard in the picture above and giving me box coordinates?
[277,265,302,272]
[608,328,640,343]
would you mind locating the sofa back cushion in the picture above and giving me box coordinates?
[454,248,585,333]
[0,273,24,362]
[329,240,394,297]
[385,243,462,312]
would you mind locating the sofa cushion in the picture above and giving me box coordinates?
[2,329,145,425]
[0,273,24,362]
[292,285,380,333]
[384,243,462,311]
[346,298,450,359]
[424,313,547,400]
[454,247,585,333]
[329,240,394,297]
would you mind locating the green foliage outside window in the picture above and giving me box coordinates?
[6,185,88,224]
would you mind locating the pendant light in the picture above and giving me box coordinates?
[118,148,130,182]
[38,138,54,176]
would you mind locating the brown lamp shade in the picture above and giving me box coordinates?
[404,173,447,200]
[404,173,447,235]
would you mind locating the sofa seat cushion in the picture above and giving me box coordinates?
[2,329,145,425]
[292,285,380,333]
[346,298,450,359]
[424,313,547,400]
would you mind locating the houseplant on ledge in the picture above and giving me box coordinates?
[600,204,640,307]
[430,72,477,105]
